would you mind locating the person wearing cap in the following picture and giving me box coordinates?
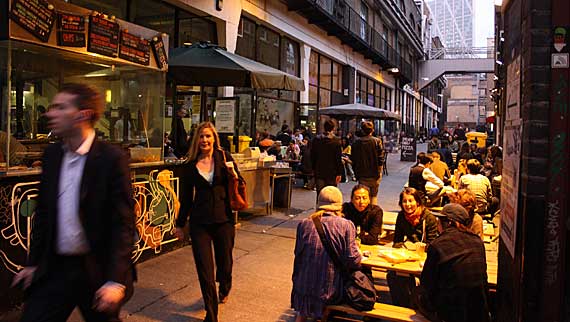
[351,121,385,205]
[291,186,362,322]
[417,203,491,322]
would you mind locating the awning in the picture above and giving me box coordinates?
[168,43,305,91]
[319,103,402,121]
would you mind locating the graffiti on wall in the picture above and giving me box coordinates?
[0,169,180,274]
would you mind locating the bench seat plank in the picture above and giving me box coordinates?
[322,303,430,322]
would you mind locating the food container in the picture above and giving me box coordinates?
[129,147,162,163]
[378,249,421,263]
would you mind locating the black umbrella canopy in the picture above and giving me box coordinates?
[320,103,402,121]
[168,43,305,91]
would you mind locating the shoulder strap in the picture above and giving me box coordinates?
[312,216,347,272]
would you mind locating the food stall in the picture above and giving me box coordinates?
[0,0,177,312]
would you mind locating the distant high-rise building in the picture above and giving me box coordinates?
[426,0,474,48]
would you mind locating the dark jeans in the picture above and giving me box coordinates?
[190,222,235,322]
[20,255,127,322]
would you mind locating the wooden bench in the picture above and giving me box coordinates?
[322,303,430,322]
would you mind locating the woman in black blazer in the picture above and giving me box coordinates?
[175,122,241,322]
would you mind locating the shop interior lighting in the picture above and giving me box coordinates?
[390,68,399,73]
[496,60,503,65]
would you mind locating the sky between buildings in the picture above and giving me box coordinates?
[473,0,495,47]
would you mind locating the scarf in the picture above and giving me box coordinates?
[404,207,422,227]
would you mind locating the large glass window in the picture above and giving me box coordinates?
[281,37,299,76]
[0,42,165,169]
[178,11,218,47]
[356,72,392,110]
[308,51,344,109]
[130,0,175,47]
[257,26,280,69]
[70,0,128,19]
[236,18,256,60]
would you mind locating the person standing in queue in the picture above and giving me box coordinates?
[12,83,136,322]
[342,184,384,245]
[175,122,241,322]
[387,187,439,308]
[351,121,385,205]
[310,119,343,199]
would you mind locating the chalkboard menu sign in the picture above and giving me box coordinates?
[400,136,417,162]
[151,36,168,69]
[57,13,85,47]
[10,0,56,42]
[87,15,119,58]
[119,31,150,66]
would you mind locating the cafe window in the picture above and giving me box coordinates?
[0,42,165,169]
[356,72,391,110]
[70,0,128,20]
[281,37,299,76]
[236,17,256,60]
[309,51,343,108]
[257,26,280,69]
[178,11,218,47]
[130,0,175,47]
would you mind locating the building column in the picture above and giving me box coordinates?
[300,44,311,104]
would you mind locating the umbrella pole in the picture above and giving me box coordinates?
[200,86,208,122]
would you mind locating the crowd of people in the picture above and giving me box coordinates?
[11,83,499,322]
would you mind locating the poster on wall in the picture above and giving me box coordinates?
[256,98,294,135]
[500,118,522,257]
[119,30,150,66]
[500,54,522,258]
[57,13,86,47]
[215,99,236,134]
[10,0,56,42]
[87,14,119,58]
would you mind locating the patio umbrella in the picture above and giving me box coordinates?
[168,42,305,91]
[319,103,402,121]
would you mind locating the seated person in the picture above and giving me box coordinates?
[408,152,454,205]
[0,130,27,166]
[286,141,300,160]
[459,159,499,215]
[387,187,439,308]
[447,189,484,240]
[342,184,383,245]
[417,203,490,322]
[291,186,362,321]
[429,151,451,183]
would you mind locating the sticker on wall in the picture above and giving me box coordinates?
[552,53,569,69]
[553,27,567,53]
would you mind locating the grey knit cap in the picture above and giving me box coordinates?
[317,186,343,211]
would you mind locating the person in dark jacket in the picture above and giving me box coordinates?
[417,203,491,322]
[342,184,383,245]
[175,122,243,322]
[387,187,439,308]
[351,121,385,205]
[310,119,343,198]
[169,107,189,158]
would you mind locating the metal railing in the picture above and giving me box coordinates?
[428,47,494,60]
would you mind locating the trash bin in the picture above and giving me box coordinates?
[465,132,487,148]
[228,136,253,153]
[272,168,292,209]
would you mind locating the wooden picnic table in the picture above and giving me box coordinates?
[360,244,498,288]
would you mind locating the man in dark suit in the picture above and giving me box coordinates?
[12,83,135,322]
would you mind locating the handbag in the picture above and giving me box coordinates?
[312,216,377,311]
[221,150,248,211]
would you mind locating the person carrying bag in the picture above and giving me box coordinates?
[221,150,248,211]
[312,216,377,311]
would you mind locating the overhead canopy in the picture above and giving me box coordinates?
[320,103,402,121]
[168,43,305,91]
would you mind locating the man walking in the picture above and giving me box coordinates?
[311,119,343,198]
[351,121,385,205]
[12,83,135,322]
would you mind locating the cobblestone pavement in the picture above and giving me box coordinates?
[61,145,424,322]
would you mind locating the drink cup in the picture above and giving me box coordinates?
[416,242,426,257]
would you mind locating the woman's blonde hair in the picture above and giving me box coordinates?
[187,122,222,161]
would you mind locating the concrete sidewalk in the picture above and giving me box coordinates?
[68,147,422,322]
